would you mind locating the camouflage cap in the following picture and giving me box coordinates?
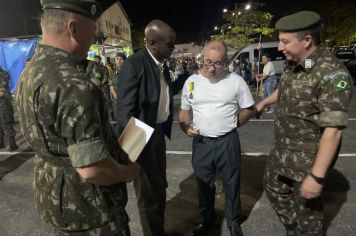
[115,52,126,59]
[276,11,321,32]
[40,0,118,20]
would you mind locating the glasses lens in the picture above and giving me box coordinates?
[204,61,223,68]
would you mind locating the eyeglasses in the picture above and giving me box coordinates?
[203,60,224,69]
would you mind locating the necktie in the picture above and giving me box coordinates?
[156,64,169,123]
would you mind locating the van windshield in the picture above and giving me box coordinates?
[254,48,286,61]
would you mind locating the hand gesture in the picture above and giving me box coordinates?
[186,125,199,137]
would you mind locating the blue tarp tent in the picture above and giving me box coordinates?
[0,38,37,93]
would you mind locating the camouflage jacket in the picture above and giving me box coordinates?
[272,46,353,180]
[108,68,120,86]
[0,68,10,95]
[16,44,129,231]
[85,61,109,88]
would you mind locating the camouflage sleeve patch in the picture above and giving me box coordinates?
[318,69,353,127]
[327,70,352,93]
[67,137,109,167]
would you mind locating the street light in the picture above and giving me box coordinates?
[245,4,251,10]
[214,26,218,30]
[223,8,228,13]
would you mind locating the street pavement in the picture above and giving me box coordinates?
[0,87,355,236]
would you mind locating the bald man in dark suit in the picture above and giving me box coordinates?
[116,19,188,236]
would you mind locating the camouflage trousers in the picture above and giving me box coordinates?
[264,162,323,236]
[53,221,131,236]
[0,106,16,139]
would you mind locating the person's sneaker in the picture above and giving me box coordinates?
[265,110,273,114]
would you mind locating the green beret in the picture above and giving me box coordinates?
[276,11,321,32]
[41,0,118,20]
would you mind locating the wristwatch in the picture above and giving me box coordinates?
[309,172,325,185]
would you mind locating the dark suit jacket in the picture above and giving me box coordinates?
[116,48,187,138]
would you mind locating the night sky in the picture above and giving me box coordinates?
[1,0,350,43]
[119,0,318,43]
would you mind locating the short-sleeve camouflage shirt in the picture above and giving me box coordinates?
[271,46,353,181]
[108,68,119,86]
[16,44,129,231]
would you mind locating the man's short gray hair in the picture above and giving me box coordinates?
[41,9,74,35]
[295,25,321,46]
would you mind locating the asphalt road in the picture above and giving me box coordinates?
[0,87,355,236]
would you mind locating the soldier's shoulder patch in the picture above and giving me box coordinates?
[327,70,351,93]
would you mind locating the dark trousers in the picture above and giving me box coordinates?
[0,104,16,140]
[192,130,241,227]
[134,127,167,236]
[264,162,323,235]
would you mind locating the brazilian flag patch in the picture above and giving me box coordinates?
[333,77,350,93]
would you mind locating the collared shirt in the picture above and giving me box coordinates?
[272,45,353,181]
[181,72,254,137]
[146,47,170,123]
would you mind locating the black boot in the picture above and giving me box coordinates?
[284,224,297,236]
[228,224,244,236]
[191,223,217,236]
[0,137,5,148]
[8,136,18,151]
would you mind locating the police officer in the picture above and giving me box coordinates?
[16,0,140,235]
[0,67,18,151]
[256,11,353,235]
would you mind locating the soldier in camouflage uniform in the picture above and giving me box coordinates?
[108,52,126,121]
[85,55,113,121]
[15,0,140,235]
[86,55,110,94]
[256,11,353,236]
[0,66,18,151]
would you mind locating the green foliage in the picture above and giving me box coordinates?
[322,1,356,45]
[212,2,274,49]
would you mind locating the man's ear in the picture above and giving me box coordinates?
[68,20,78,38]
[304,35,313,49]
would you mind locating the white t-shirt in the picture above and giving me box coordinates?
[181,72,254,137]
[263,61,275,77]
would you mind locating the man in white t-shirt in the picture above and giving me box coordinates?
[179,40,255,236]
[258,53,277,112]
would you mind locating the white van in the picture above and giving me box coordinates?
[228,41,286,76]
